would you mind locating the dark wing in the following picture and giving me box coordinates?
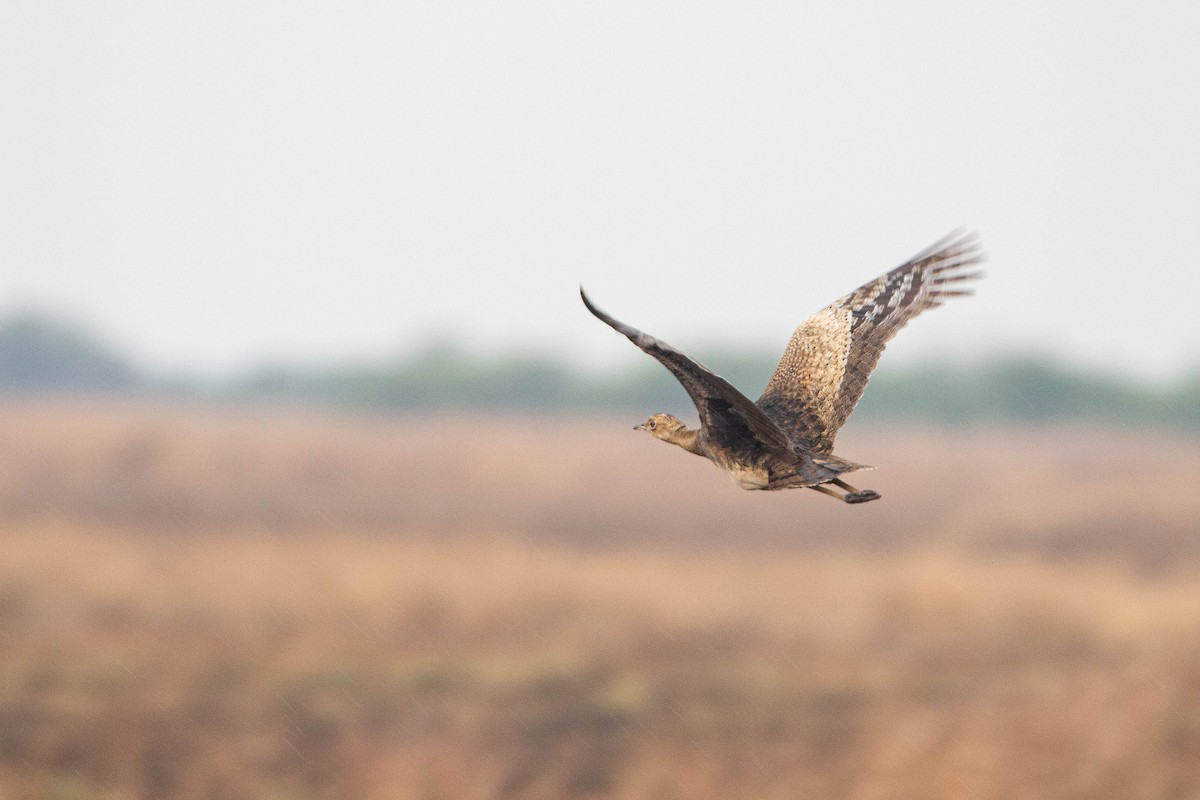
[581,288,793,456]
[756,230,984,453]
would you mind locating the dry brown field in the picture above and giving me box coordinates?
[1,400,1199,799]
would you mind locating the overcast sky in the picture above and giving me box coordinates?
[2,1,1198,380]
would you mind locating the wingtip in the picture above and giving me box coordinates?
[911,229,986,278]
[579,285,601,317]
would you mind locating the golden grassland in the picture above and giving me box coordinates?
[1,400,1199,799]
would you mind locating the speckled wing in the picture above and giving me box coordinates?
[756,230,984,453]
[581,288,794,456]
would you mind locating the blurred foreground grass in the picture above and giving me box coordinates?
[0,401,1199,799]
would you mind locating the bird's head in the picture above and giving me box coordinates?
[634,413,687,441]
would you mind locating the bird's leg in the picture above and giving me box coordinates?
[809,478,882,503]
[830,478,882,504]
[809,484,846,501]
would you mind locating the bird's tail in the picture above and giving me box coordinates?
[810,453,873,476]
[769,452,872,489]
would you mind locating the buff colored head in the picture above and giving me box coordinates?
[633,413,688,441]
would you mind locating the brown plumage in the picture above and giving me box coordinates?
[581,230,984,503]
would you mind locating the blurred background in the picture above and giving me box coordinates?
[3,2,1200,798]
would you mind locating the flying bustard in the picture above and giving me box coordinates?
[581,230,984,503]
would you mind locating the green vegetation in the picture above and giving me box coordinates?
[1,312,1196,428]
[856,356,1200,429]
[231,347,1200,429]
[0,313,136,391]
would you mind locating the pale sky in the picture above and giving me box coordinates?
[2,1,1198,379]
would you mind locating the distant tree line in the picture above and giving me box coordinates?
[0,314,138,391]
[2,312,1198,429]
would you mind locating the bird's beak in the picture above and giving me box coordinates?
[633,423,645,430]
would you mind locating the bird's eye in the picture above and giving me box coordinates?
[648,420,656,430]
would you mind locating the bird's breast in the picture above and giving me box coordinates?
[725,463,771,490]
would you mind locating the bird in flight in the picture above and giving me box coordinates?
[581,230,984,503]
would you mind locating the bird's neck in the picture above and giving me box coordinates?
[662,426,704,456]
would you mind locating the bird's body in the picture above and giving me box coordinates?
[582,230,984,503]
[631,410,873,497]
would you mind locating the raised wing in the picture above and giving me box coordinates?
[581,288,793,456]
[756,230,984,453]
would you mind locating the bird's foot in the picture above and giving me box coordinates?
[843,489,881,504]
